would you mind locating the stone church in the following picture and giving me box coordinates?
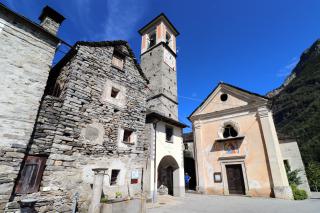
[0,4,185,212]
[188,83,310,199]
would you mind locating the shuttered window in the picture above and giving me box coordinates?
[112,54,124,70]
[123,130,133,144]
[15,156,47,194]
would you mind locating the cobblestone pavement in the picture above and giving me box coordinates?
[147,193,320,213]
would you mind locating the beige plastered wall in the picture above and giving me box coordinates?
[194,111,273,197]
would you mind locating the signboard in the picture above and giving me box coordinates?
[214,172,222,183]
[131,170,139,184]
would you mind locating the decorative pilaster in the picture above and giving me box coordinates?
[257,106,293,199]
[193,121,206,193]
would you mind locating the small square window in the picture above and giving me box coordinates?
[111,87,120,98]
[123,129,133,144]
[165,126,173,142]
[110,169,120,185]
[112,53,124,70]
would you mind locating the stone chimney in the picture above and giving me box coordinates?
[38,6,65,35]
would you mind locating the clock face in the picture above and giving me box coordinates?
[163,48,176,70]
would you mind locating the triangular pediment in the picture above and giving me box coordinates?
[190,83,268,118]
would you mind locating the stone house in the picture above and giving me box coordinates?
[6,39,150,212]
[0,4,186,212]
[188,82,310,199]
[0,4,65,211]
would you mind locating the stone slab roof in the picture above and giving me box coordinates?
[146,111,188,128]
[183,132,193,143]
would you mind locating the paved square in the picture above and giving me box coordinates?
[147,194,320,213]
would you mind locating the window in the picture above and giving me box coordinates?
[52,83,62,97]
[166,32,172,46]
[166,32,171,44]
[110,169,120,185]
[112,52,124,70]
[223,125,238,138]
[220,94,228,102]
[284,160,290,172]
[123,129,133,144]
[166,126,173,142]
[148,30,156,48]
[184,143,189,150]
[111,87,120,98]
[15,156,47,194]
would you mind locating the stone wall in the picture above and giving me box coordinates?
[279,140,311,195]
[141,44,178,119]
[0,8,59,210]
[9,42,149,212]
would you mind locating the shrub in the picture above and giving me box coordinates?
[115,192,122,198]
[291,184,308,200]
[100,195,108,203]
[287,169,302,186]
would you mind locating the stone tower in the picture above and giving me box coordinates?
[139,13,179,120]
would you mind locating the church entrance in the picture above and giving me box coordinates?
[158,155,179,196]
[226,164,245,195]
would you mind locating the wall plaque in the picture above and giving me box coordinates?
[214,172,222,183]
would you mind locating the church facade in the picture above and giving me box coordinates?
[189,83,309,199]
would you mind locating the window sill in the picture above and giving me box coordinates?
[122,141,135,145]
[111,65,125,72]
[166,140,173,143]
[215,136,245,142]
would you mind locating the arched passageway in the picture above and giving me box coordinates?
[158,155,179,196]
[184,157,196,190]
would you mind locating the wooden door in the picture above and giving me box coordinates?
[226,164,245,195]
[166,166,174,195]
[15,156,46,194]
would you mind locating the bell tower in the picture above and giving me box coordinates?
[139,13,180,120]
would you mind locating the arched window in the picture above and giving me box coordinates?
[223,124,238,138]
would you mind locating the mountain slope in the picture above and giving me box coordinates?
[269,39,320,163]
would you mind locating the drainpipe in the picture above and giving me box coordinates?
[152,120,159,203]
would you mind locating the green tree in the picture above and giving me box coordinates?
[306,161,320,192]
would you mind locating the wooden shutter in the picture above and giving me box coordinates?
[112,55,124,70]
[15,156,47,194]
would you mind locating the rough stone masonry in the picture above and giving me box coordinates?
[0,4,64,211]
[5,40,150,212]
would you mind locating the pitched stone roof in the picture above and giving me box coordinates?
[76,40,149,83]
[45,40,150,96]
[183,132,193,143]
[0,3,65,44]
[146,111,188,128]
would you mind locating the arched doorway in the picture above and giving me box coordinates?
[184,157,196,190]
[157,155,179,196]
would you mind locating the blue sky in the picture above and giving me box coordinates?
[3,0,320,131]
